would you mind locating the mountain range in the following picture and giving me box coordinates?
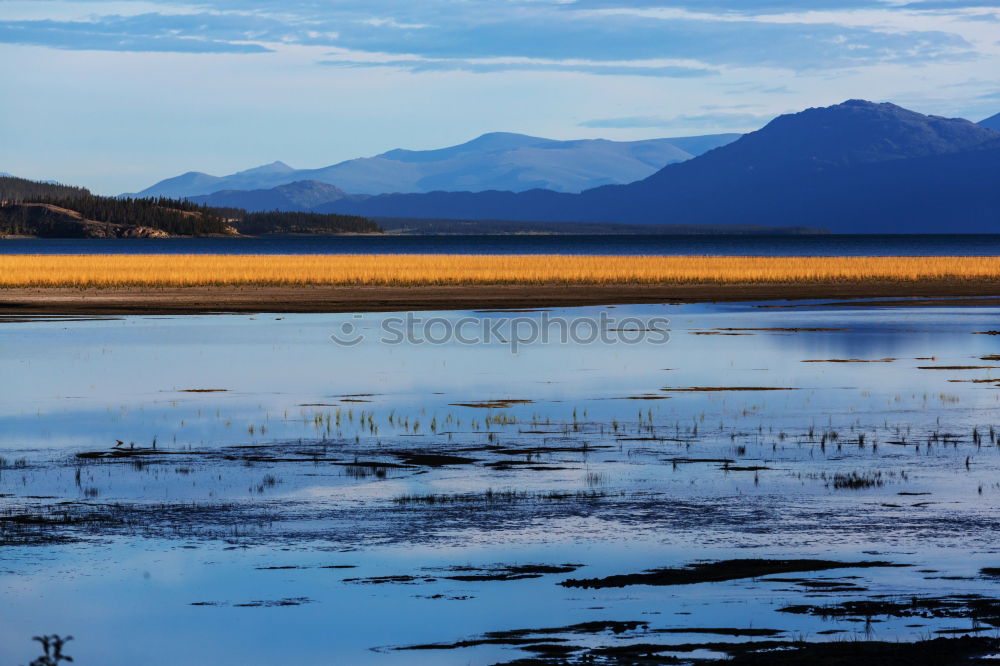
[189,180,359,212]
[130,132,740,199]
[307,100,1000,233]
[17,101,1000,234]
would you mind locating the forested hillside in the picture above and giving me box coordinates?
[0,177,89,202]
[0,177,232,236]
[0,176,380,237]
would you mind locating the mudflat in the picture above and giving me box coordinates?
[2,280,1000,314]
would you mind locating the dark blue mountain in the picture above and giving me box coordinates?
[318,100,1000,233]
[189,180,358,212]
[981,112,1000,131]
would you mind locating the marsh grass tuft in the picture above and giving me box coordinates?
[831,471,885,490]
[25,635,73,666]
[393,489,609,504]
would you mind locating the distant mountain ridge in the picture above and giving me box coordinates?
[189,181,359,212]
[129,132,740,198]
[316,100,1000,233]
[982,112,1000,131]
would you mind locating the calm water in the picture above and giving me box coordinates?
[5,234,1000,255]
[4,301,1000,664]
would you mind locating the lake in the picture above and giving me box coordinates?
[4,300,1000,663]
[5,234,1000,256]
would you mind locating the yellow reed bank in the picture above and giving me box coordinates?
[1,254,999,287]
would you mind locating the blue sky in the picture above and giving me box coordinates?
[2,0,999,193]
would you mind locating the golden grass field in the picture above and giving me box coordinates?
[2,254,1000,287]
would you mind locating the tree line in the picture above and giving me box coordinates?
[0,176,381,236]
[1,177,229,234]
[236,210,381,235]
[0,176,89,202]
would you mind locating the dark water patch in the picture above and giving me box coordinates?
[342,563,586,585]
[614,395,672,400]
[395,620,647,651]
[415,594,475,601]
[660,386,798,392]
[653,627,784,637]
[484,463,578,471]
[517,644,581,657]
[560,559,903,589]
[474,309,552,313]
[719,327,849,333]
[946,379,1000,383]
[779,594,1000,625]
[764,577,868,592]
[925,575,978,581]
[584,636,1000,666]
[255,564,356,570]
[391,452,480,467]
[802,358,896,363]
[192,597,313,607]
[335,460,411,470]
[76,448,210,460]
[438,563,584,582]
[11,233,1000,256]
[450,399,534,408]
[662,458,735,465]
[490,444,613,455]
[344,575,433,585]
[401,623,1000,665]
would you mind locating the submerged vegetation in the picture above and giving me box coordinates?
[3,254,1000,287]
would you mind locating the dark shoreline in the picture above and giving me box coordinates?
[3,280,1000,315]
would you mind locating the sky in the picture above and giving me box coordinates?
[1,0,999,194]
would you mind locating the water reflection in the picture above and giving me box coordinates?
[4,302,1000,664]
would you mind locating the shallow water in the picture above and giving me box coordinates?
[4,301,1000,664]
